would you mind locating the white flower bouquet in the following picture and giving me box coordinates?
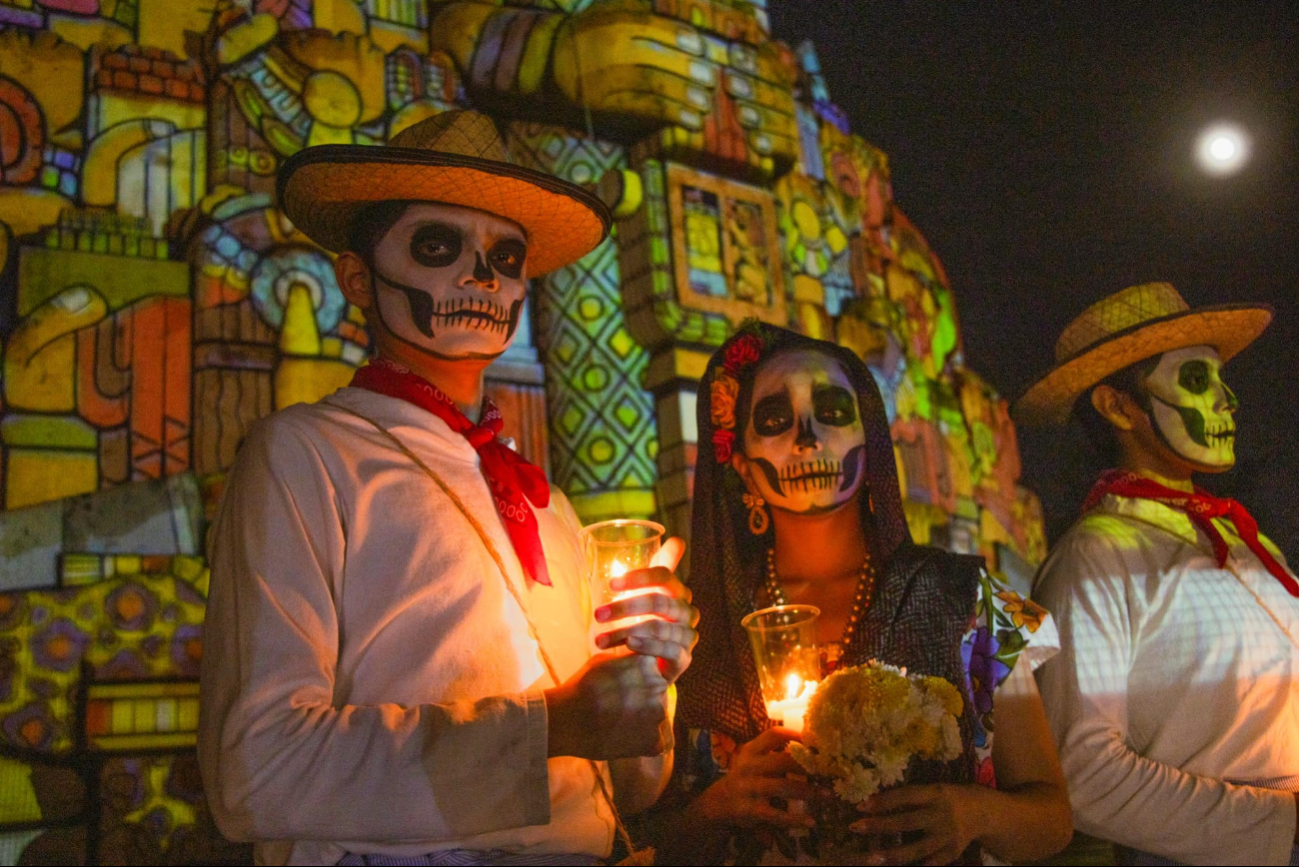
[789,660,964,806]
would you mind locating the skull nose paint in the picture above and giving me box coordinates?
[794,415,818,450]
[1223,383,1240,412]
[471,252,494,284]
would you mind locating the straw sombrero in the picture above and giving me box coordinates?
[1013,282,1272,426]
[278,110,610,276]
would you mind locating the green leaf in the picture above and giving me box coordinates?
[997,628,1026,654]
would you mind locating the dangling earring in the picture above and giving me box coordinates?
[742,493,770,535]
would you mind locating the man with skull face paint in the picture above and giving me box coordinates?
[1017,283,1299,865]
[199,111,699,866]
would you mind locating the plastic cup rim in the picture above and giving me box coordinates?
[579,519,666,548]
[741,604,822,632]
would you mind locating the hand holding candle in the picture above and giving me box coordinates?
[583,521,699,683]
[740,604,823,839]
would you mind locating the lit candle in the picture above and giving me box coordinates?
[603,561,658,633]
[764,673,819,733]
[742,605,823,733]
[580,521,665,654]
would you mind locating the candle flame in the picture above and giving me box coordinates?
[609,561,629,579]
[784,673,803,701]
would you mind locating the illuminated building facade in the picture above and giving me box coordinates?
[0,0,1045,859]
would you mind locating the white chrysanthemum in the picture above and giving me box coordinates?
[790,660,965,805]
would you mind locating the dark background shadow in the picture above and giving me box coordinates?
[771,1,1299,562]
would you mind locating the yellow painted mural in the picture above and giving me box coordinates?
[0,0,1046,861]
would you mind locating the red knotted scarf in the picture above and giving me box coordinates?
[1083,469,1299,598]
[350,357,552,586]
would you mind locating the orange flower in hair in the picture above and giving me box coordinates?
[711,325,770,463]
[710,371,739,430]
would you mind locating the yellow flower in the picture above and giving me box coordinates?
[922,676,964,717]
[996,590,1048,633]
[710,371,739,429]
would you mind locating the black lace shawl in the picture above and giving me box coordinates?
[676,324,983,789]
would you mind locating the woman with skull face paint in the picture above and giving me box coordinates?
[657,324,1072,865]
[1018,283,1299,866]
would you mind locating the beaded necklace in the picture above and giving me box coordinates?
[763,546,877,649]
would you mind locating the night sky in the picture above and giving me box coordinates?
[771,1,1299,561]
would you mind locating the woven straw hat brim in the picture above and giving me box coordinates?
[1013,303,1273,427]
[278,145,611,276]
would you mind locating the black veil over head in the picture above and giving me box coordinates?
[677,323,912,742]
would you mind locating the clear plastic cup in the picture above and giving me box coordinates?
[741,604,822,732]
[580,519,665,654]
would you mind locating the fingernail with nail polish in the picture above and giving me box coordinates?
[595,608,609,621]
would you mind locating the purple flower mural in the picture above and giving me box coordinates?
[31,617,89,673]
[169,624,203,677]
[2,703,58,751]
[105,584,159,632]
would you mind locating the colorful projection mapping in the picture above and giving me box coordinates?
[0,0,1047,861]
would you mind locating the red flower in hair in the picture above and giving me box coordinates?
[723,334,763,373]
[712,429,736,464]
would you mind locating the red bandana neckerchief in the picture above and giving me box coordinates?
[350,357,552,587]
[1082,468,1299,598]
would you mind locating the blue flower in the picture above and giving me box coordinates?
[962,626,1010,717]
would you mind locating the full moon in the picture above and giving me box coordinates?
[1196,124,1250,175]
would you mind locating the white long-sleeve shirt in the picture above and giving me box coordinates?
[1034,492,1299,865]
[199,386,614,866]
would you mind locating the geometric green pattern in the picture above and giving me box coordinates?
[505,121,659,520]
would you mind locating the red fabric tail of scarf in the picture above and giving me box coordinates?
[350,358,552,587]
[1083,469,1299,598]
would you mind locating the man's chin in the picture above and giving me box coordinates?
[394,333,510,362]
[1187,455,1236,474]
[1167,445,1236,475]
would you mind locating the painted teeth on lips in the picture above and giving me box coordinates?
[432,298,509,333]
[780,460,844,491]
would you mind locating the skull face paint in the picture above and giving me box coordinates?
[742,349,867,515]
[370,202,527,361]
[1142,345,1239,469]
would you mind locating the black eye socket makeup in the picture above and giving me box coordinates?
[753,393,794,437]
[813,385,857,427]
[409,223,462,268]
[488,238,527,280]
[1178,360,1211,395]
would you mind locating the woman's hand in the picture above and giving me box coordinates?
[695,728,818,830]
[848,783,982,866]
